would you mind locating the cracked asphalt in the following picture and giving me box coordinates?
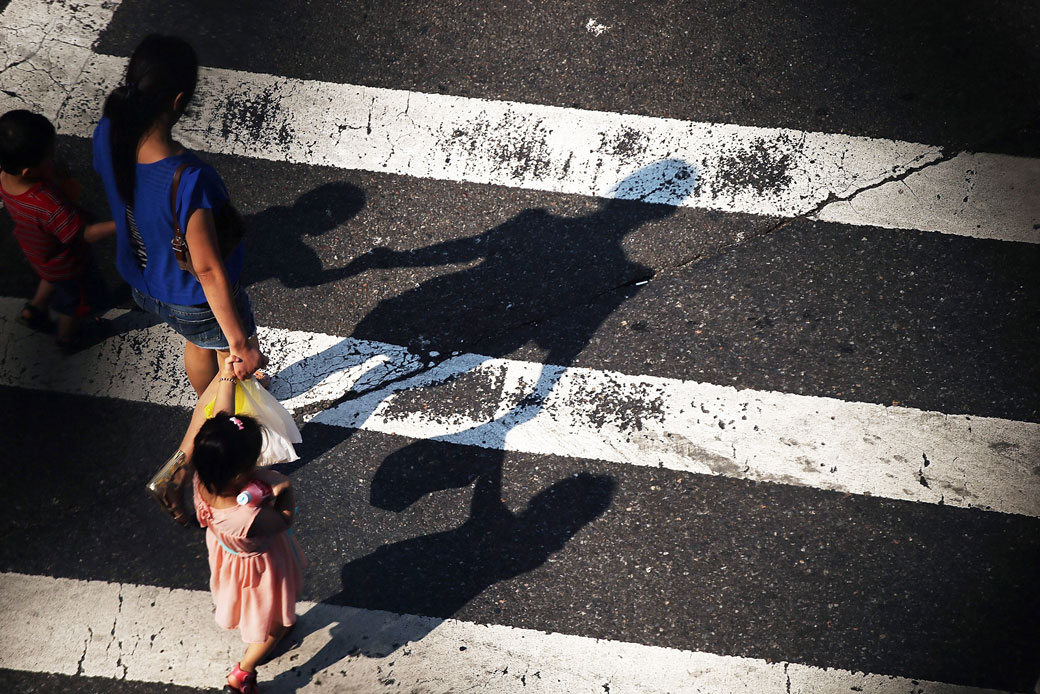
[2,0,1039,691]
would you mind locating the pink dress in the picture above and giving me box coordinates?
[193,475,306,643]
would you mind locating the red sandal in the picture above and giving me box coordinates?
[224,663,258,693]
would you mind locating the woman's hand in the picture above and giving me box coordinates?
[231,341,268,380]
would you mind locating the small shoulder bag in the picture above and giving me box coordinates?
[169,163,247,278]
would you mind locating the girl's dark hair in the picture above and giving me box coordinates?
[102,34,198,204]
[193,413,263,494]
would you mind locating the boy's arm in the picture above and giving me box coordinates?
[44,193,88,246]
[83,220,115,243]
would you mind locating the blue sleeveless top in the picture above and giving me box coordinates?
[92,117,245,305]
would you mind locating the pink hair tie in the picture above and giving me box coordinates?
[229,416,244,431]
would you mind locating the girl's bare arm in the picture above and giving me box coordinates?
[254,469,295,528]
[177,356,238,457]
[212,355,237,413]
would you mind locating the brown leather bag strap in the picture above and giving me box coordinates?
[169,163,190,263]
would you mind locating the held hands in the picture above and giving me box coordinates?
[221,354,241,380]
[342,246,392,278]
[231,342,268,381]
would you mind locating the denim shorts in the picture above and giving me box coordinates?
[132,285,257,350]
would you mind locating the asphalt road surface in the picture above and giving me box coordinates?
[1,1,1038,692]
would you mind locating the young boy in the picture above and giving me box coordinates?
[0,109,114,351]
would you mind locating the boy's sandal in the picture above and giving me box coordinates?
[224,663,258,694]
[56,333,88,356]
[18,303,54,333]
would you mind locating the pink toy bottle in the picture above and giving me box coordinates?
[236,479,273,507]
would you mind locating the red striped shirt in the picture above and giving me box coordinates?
[0,179,88,281]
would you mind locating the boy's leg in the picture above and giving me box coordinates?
[28,279,55,311]
[51,273,107,349]
[55,313,80,343]
[18,279,55,331]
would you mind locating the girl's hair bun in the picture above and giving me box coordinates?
[192,413,263,494]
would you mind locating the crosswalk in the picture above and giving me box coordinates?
[3,297,1038,518]
[1,0,1038,692]
[3,571,1021,693]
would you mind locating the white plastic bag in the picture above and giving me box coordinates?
[239,377,302,465]
[205,377,302,465]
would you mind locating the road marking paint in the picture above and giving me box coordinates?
[2,297,1036,518]
[814,151,1040,244]
[0,572,1019,694]
[1,0,1037,243]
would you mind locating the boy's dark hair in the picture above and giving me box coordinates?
[102,34,198,204]
[193,413,263,494]
[0,110,55,173]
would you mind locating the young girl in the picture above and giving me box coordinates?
[192,356,305,693]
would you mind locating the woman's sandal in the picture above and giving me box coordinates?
[224,663,258,693]
[18,302,53,333]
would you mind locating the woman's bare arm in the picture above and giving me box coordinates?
[184,207,267,379]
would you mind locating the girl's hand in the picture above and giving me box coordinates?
[221,354,241,380]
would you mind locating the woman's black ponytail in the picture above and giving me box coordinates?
[102,34,198,204]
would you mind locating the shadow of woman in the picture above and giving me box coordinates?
[266,160,697,685]
[272,159,699,465]
[242,181,366,289]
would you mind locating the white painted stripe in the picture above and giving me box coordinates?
[2,297,1037,518]
[0,0,118,119]
[2,0,1038,243]
[814,151,1040,245]
[0,572,1021,694]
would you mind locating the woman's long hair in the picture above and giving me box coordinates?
[102,34,198,204]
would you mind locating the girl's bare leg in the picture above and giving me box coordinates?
[232,625,289,685]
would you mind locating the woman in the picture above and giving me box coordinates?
[93,34,266,394]
[94,35,267,523]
